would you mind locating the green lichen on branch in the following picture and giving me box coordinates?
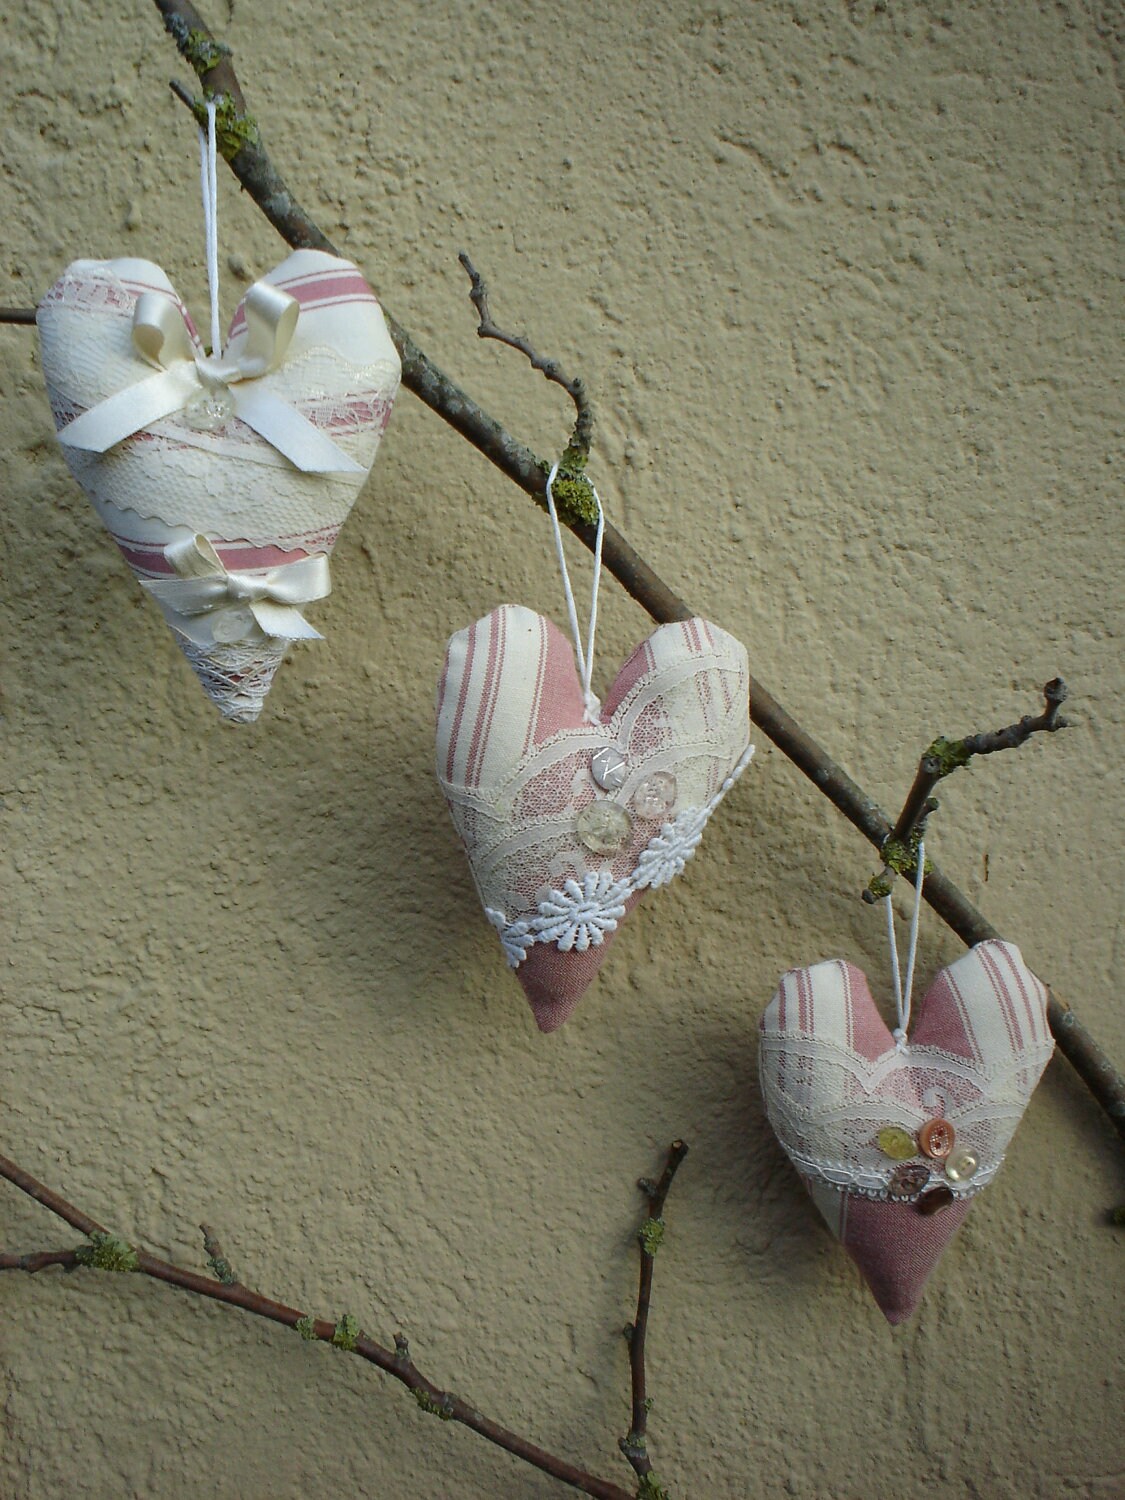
[638,1217,665,1257]
[414,1388,455,1419]
[160,12,230,74]
[331,1313,360,1351]
[74,1232,139,1273]
[636,1475,671,1500]
[547,463,600,527]
[923,735,974,778]
[294,1315,318,1341]
[180,89,261,160]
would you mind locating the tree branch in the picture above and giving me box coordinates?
[0,1147,641,1500]
[619,1142,689,1497]
[865,678,1071,901]
[0,307,36,324]
[142,0,1125,1139]
[3,2,1118,1140]
[458,250,593,464]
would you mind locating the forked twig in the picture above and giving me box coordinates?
[0,1143,692,1499]
[866,678,1071,901]
[620,1142,689,1497]
[459,250,593,463]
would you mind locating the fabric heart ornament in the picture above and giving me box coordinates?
[436,603,753,1031]
[37,249,400,722]
[759,939,1054,1323]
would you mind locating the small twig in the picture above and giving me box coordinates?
[864,679,1070,902]
[200,1223,239,1286]
[619,1141,689,1495]
[1,307,36,324]
[458,251,593,464]
[0,1146,639,1500]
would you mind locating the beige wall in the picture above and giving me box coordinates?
[2,2,1122,1495]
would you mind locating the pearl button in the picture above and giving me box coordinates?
[590,746,627,791]
[886,1163,930,1201]
[211,606,255,644]
[919,1118,955,1161]
[575,800,631,854]
[183,385,235,432]
[944,1146,979,1183]
[916,1184,955,1216]
[877,1126,917,1161]
[631,771,677,819]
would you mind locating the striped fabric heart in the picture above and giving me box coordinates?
[37,249,400,722]
[436,604,753,1031]
[759,939,1054,1322]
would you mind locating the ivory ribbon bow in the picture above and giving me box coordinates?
[56,280,364,474]
[141,535,331,645]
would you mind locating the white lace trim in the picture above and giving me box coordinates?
[484,743,754,966]
[758,1028,1054,1202]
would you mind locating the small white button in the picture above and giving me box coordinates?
[576,801,631,854]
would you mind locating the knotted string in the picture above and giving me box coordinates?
[544,462,605,722]
[884,839,925,1051]
[198,99,222,357]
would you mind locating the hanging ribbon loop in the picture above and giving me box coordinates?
[545,461,606,724]
[56,282,364,475]
[140,535,331,646]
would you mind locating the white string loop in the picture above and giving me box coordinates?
[544,461,605,723]
[884,839,926,1051]
[198,100,222,357]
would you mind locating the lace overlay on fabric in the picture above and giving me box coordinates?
[37,249,400,720]
[436,605,754,967]
[176,636,290,724]
[758,943,1055,1207]
[758,1031,1053,1200]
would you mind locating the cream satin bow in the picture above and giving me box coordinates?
[57,280,364,475]
[140,535,331,645]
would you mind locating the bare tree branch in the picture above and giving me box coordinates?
[865,678,1071,901]
[2,4,1119,1139]
[0,1146,662,1500]
[458,250,593,463]
[143,0,1123,1140]
[619,1141,689,1497]
[1,307,36,324]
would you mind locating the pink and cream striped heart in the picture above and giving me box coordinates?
[759,939,1054,1322]
[436,604,753,1031]
[37,249,400,722]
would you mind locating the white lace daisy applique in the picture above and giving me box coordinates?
[529,871,629,953]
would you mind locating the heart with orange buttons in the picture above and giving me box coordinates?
[758,937,1055,1323]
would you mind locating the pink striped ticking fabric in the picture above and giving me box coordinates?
[436,604,751,1031]
[759,940,1054,1323]
[37,249,399,720]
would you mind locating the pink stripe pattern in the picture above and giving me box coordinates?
[437,604,751,1032]
[759,939,1053,1322]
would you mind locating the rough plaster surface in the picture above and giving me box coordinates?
[1,2,1122,1496]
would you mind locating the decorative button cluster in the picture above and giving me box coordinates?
[875,1116,979,1208]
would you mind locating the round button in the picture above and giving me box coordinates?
[886,1163,930,1201]
[631,771,678,820]
[877,1126,917,1161]
[184,386,235,432]
[944,1145,979,1184]
[590,746,627,792]
[576,800,632,854]
[919,1118,955,1161]
[211,606,255,643]
[916,1184,955,1216]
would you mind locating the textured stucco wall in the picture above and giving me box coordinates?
[1,2,1122,1496]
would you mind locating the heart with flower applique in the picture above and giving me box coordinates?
[435,604,754,1031]
[758,939,1054,1323]
[37,249,400,722]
